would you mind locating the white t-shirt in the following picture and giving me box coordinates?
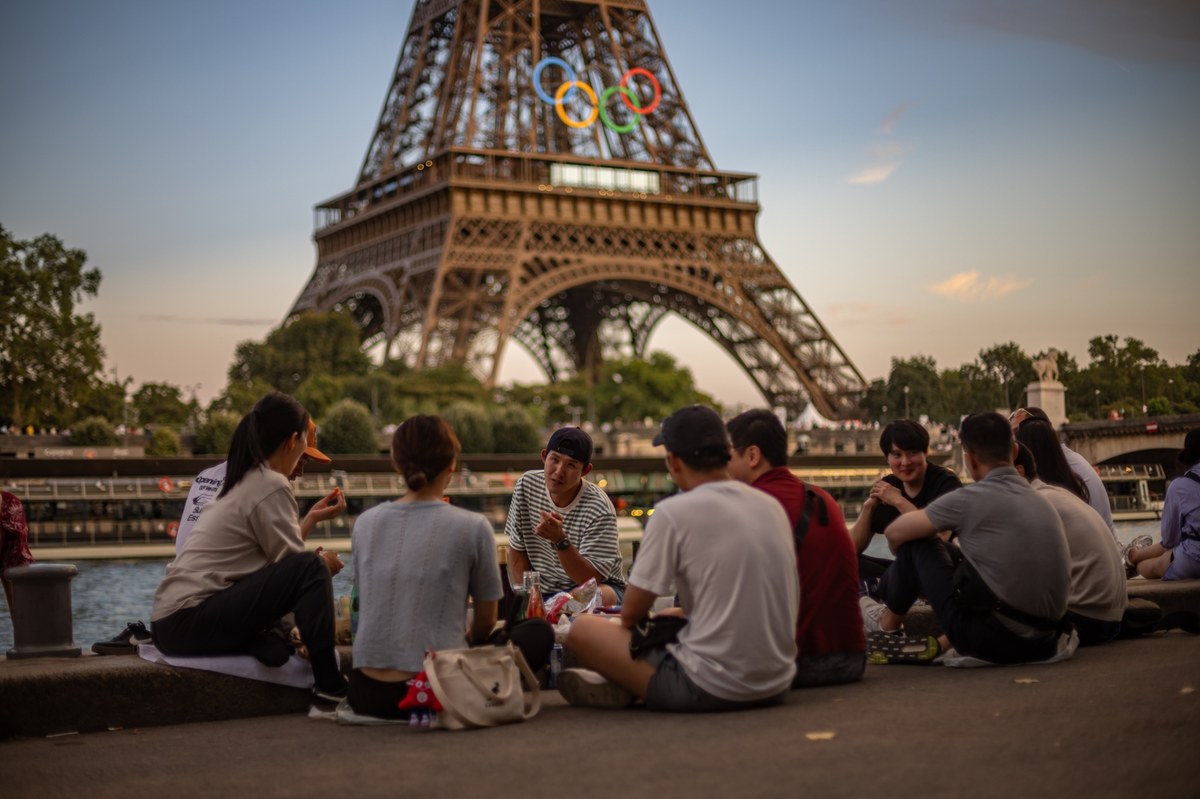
[629,480,798,701]
[176,461,228,552]
[1033,480,1127,623]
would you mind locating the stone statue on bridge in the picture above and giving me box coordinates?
[1033,349,1060,384]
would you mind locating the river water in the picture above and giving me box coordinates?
[0,521,1163,655]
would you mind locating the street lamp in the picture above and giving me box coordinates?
[1140,365,1146,416]
[903,385,910,419]
[1094,388,1100,419]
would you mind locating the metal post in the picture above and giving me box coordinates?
[5,563,81,659]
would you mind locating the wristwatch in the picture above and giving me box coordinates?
[554,537,571,552]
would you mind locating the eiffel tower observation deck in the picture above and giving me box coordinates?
[291,0,867,417]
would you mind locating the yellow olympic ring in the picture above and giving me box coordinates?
[554,81,599,129]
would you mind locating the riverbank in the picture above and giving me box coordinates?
[4,630,1197,798]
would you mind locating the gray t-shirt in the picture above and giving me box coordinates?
[924,467,1070,626]
[352,501,502,672]
[629,480,798,701]
[1032,480,1127,623]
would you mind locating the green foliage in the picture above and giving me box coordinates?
[0,225,105,427]
[442,401,495,454]
[319,399,379,454]
[1147,396,1171,416]
[209,377,275,418]
[977,342,1035,409]
[592,352,718,423]
[491,405,542,454]
[132,382,190,426]
[195,411,241,455]
[147,427,181,456]
[296,374,345,421]
[227,311,371,394]
[75,378,129,424]
[72,416,119,446]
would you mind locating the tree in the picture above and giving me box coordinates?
[227,311,371,394]
[72,416,118,446]
[442,401,495,454]
[0,225,105,427]
[319,399,379,454]
[886,356,943,421]
[195,411,241,455]
[296,374,345,421]
[590,352,718,423]
[977,342,1034,411]
[491,405,542,454]
[132,382,190,426]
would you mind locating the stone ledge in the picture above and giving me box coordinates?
[0,646,354,739]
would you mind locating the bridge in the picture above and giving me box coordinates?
[1061,413,1200,470]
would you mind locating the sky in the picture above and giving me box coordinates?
[2,0,1198,410]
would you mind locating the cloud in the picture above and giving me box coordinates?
[880,103,909,134]
[138,314,277,327]
[847,163,902,184]
[928,271,1032,301]
[826,302,916,327]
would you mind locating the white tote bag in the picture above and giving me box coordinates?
[423,642,541,730]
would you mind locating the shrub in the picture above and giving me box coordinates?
[442,401,494,454]
[72,416,119,447]
[195,411,241,455]
[147,427,181,456]
[319,399,379,454]
[491,405,541,454]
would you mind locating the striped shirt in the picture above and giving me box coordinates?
[504,470,624,593]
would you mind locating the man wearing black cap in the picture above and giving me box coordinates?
[505,426,625,604]
[559,405,799,711]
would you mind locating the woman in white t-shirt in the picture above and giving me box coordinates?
[151,392,348,710]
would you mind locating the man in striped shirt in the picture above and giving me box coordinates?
[505,427,625,604]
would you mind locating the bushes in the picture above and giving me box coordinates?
[319,399,379,454]
[72,416,119,446]
[195,411,240,455]
[491,405,541,454]
[147,427,181,456]
[441,402,494,454]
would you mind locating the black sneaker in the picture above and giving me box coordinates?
[308,684,348,720]
[92,621,153,656]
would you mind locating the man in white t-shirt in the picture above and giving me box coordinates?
[560,405,799,712]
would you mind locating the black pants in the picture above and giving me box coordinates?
[152,551,343,693]
[348,618,555,719]
[879,537,1058,665]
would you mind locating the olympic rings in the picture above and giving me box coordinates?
[533,57,661,134]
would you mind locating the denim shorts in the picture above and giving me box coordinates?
[639,647,786,713]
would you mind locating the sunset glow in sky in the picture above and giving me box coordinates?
[2,1,1198,409]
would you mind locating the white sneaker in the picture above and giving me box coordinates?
[860,596,888,633]
[556,668,634,709]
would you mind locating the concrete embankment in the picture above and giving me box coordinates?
[3,633,1198,799]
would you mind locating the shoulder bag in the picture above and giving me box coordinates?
[423,642,541,730]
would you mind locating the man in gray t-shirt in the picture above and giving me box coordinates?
[882,412,1072,665]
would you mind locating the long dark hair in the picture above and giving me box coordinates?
[1014,418,1089,501]
[219,392,309,498]
[392,415,461,492]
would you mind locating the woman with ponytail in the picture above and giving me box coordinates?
[151,392,348,710]
[346,415,552,721]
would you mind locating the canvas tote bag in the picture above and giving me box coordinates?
[424,642,541,730]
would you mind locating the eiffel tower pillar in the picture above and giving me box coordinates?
[289,0,867,417]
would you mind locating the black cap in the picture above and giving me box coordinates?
[1180,427,1200,466]
[653,405,730,457]
[546,427,592,466]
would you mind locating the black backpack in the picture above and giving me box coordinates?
[792,485,829,552]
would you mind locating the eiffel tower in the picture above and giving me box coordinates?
[290,0,866,417]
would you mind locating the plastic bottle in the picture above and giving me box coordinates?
[524,571,545,619]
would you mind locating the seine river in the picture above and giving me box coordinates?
[0,520,1163,655]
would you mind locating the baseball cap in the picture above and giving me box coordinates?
[305,419,331,463]
[546,427,592,466]
[652,405,730,457]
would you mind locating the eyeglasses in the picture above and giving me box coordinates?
[1008,408,1028,422]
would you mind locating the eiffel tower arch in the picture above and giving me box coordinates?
[290,0,866,418]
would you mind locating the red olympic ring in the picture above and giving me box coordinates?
[619,68,661,115]
[535,58,661,133]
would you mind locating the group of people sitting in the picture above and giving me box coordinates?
[145,390,1200,720]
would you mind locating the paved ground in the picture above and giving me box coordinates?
[5,630,1198,799]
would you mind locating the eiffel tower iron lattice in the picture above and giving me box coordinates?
[290,0,866,417]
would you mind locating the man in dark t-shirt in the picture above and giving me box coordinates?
[849,420,962,590]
